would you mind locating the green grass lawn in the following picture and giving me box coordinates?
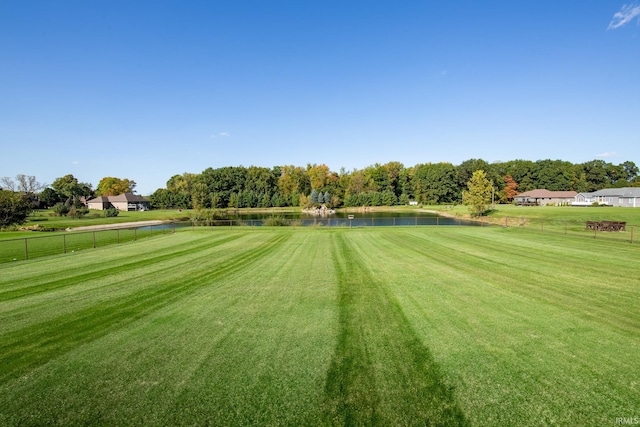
[0,227,638,426]
[429,203,640,225]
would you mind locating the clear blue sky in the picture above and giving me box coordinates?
[1,1,639,195]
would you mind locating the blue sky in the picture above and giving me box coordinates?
[1,1,639,195]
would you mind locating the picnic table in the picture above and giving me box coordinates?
[585,221,626,232]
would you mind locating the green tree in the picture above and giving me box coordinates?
[463,170,492,216]
[413,162,459,204]
[39,187,61,208]
[0,190,33,228]
[51,174,93,206]
[310,189,320,205]
[96,177,137,196]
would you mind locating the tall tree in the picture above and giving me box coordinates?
[0,190,33,228]
[96,177,137,196]
[413,162,459,204]
[502,175,519,202]
[463,170,492,216]
[1,175,45,194]
[51,174,93,206]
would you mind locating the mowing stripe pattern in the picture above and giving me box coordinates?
[323,233,467,426]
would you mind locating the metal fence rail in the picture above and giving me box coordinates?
[1,222,178,264]
[2,216,637,264]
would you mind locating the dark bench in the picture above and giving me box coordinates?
[586,221,626,232]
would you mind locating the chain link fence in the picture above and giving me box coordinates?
[2,216,636,264]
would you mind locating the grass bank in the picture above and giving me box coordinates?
[0,227,638,425]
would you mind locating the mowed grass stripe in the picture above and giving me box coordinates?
[0,232,243,302]
[0,231,290,383]
[0,230,339,426]
[359,228,640,425]
[323,232,467,426]
[389,228,640,335]
[0,232,253,336]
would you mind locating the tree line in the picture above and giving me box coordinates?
[147,159,640,210]
[0,175,137,228]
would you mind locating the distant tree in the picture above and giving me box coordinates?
[502,175,519,202]
[39,187,61,208]
[52,174,93,206]
[0,190,33,228]
[381,190,397,206]
[622,161,639,181]
[310,189,319,205]
[323,191,331,207]
[149,188,174,209]
[299,193,312,209]
[190,182,208,210]
[228,192,240,208]
[1,175,45,194]
[96,177,136,196]
[413,162,459,204]
[306,164,331,191]
[463,170,492,216]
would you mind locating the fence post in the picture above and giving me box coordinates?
[93,231,96,248]
[63,234,67,254]
[117,229,120,244]
[631,226,634,244]
[24,238,28,260]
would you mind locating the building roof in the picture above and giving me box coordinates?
[86,193,149,204]
[86,196,110,204]
[515,189,577,198]
[579,187,640,198]
[109,193,149,203]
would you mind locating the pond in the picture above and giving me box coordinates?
[188,210,482,227]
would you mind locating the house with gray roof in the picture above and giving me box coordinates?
[573,187,640,207]
[514,189,577,206]
[86,193,150,211]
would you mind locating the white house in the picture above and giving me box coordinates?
[86,193,150,211]
[573,187,640,207]
[513,189,577,206]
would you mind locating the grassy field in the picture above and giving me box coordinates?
[0,227,638,426]
[429,203,640,225]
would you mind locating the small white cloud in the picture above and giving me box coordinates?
[608,4,640,30]
[210,132,231,138]
[596,151,617,158]
[72,160,79,164]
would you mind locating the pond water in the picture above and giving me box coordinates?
[136,211,482,229]
[195,210,482,227]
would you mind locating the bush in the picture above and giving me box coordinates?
[262,215,289,226]
[104,208,120,217]
[52,202,70,217]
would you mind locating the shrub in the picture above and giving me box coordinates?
[104,208,120,217]
[262,215,289,226]
[52,202,70,217]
